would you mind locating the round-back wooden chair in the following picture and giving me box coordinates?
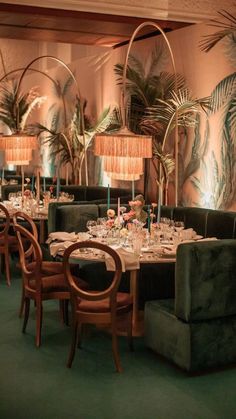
[63,240,133,372]
[0,202,19,286]
[13,223,88,347]
[13,211,65,317]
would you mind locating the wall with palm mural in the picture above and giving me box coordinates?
[107,12,236,209]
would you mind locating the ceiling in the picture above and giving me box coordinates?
[0,3,191,48]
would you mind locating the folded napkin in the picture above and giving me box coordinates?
[198,237,218,242]
[50,240,75,257]
[105,246,140,272]
[46,231,78,244]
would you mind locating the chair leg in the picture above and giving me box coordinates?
[67,319,78,368]
[111,319,122,373]
[22,298,30,333]
[4,250,11,286]
[127,311,134,352]
[35,300,43,347]
[60,299,70,326]
[0,253,5,274]
[19,283,25,318]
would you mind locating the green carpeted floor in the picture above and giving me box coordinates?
[0,266,236,419]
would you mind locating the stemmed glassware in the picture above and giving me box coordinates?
[86,220,97,236]
[174,221,185,242]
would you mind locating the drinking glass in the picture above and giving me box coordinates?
[174,221,185,241]
[86,220,97,234]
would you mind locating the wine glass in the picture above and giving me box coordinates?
[174,221,185,232]
[174,221,185,241]
[86,220,97,235]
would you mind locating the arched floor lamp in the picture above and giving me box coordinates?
[0,55,88,190]
[95,21,178,205]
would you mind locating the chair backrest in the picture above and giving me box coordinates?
[13,223,43,289]
[175,240,236,322]
[0,203,11,239]
[12,211,38,260]
[63,241,122,308]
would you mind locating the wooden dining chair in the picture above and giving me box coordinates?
[13,211,66,317]
[13,223,88,347]
[0,202,19,286]
[63,240,133,373]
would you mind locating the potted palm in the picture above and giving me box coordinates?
[31,76,117,184]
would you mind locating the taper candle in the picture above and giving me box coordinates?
[43,176,46,193]
[132,180,135,200]
[147,205,151,233]
[157,186,161,223]
[107,184,110,210]
[117,197,120,225]
[31,175,35,192]
[56,175,60,200]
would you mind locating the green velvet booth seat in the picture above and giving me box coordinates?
[52,204,99,233]
[145,239,236,372]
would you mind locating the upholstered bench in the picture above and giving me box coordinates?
[145,239,236,372]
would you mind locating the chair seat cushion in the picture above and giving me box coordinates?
[29,274,88,293]
[76,292,133,313]
[27,261,64,275]
[0,235,18,245]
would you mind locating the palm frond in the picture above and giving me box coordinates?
[210,72,236,113]
[200,9,236,52]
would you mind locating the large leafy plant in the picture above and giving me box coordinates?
[114,42,186,199]
[141,88,211,203]
[200,9,236,208]
[0,79,45,133]
[32,77,116,184]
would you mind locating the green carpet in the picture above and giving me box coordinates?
[0,267,236,419]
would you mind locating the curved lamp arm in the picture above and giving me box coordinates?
[121,21,178,205]
[3,55,88,186]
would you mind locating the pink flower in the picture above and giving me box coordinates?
[129,200,143,208]
[107,209,115,218]
[24,189,32,197]
[106,219,115,228]
[123,210,136,221]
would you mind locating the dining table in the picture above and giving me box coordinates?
[49,232,177,336]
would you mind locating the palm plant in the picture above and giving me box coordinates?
[33,83,117,184]
[114,42,186,198]
[141,88,211,203]
[200,9,236,208]
[0,79,46,133]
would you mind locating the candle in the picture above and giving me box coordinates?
[107,184,110,210]
[66,164,69,186]
[31,175,35,192]
[132,180,135,200]
[117,197,120,225]
[157,185,161,223]
[147,205,151,233]
[43,176,46,193]
[56,176,60,200]
[2,167,4,181]
[36,169,40,203]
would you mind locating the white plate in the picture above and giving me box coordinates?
[194,235,203,241]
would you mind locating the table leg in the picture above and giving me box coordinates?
[129,269,144,337]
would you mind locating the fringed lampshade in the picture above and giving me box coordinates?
[105,171,141,181]
[0,133,38,202]
[95,127,152,159]
[0,134,38,165]
[94,22,152,183]
[103,155,143,176]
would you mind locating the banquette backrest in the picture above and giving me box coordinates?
[175,239,236,322]
[1,184,132,203]
[47,202,236,238]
